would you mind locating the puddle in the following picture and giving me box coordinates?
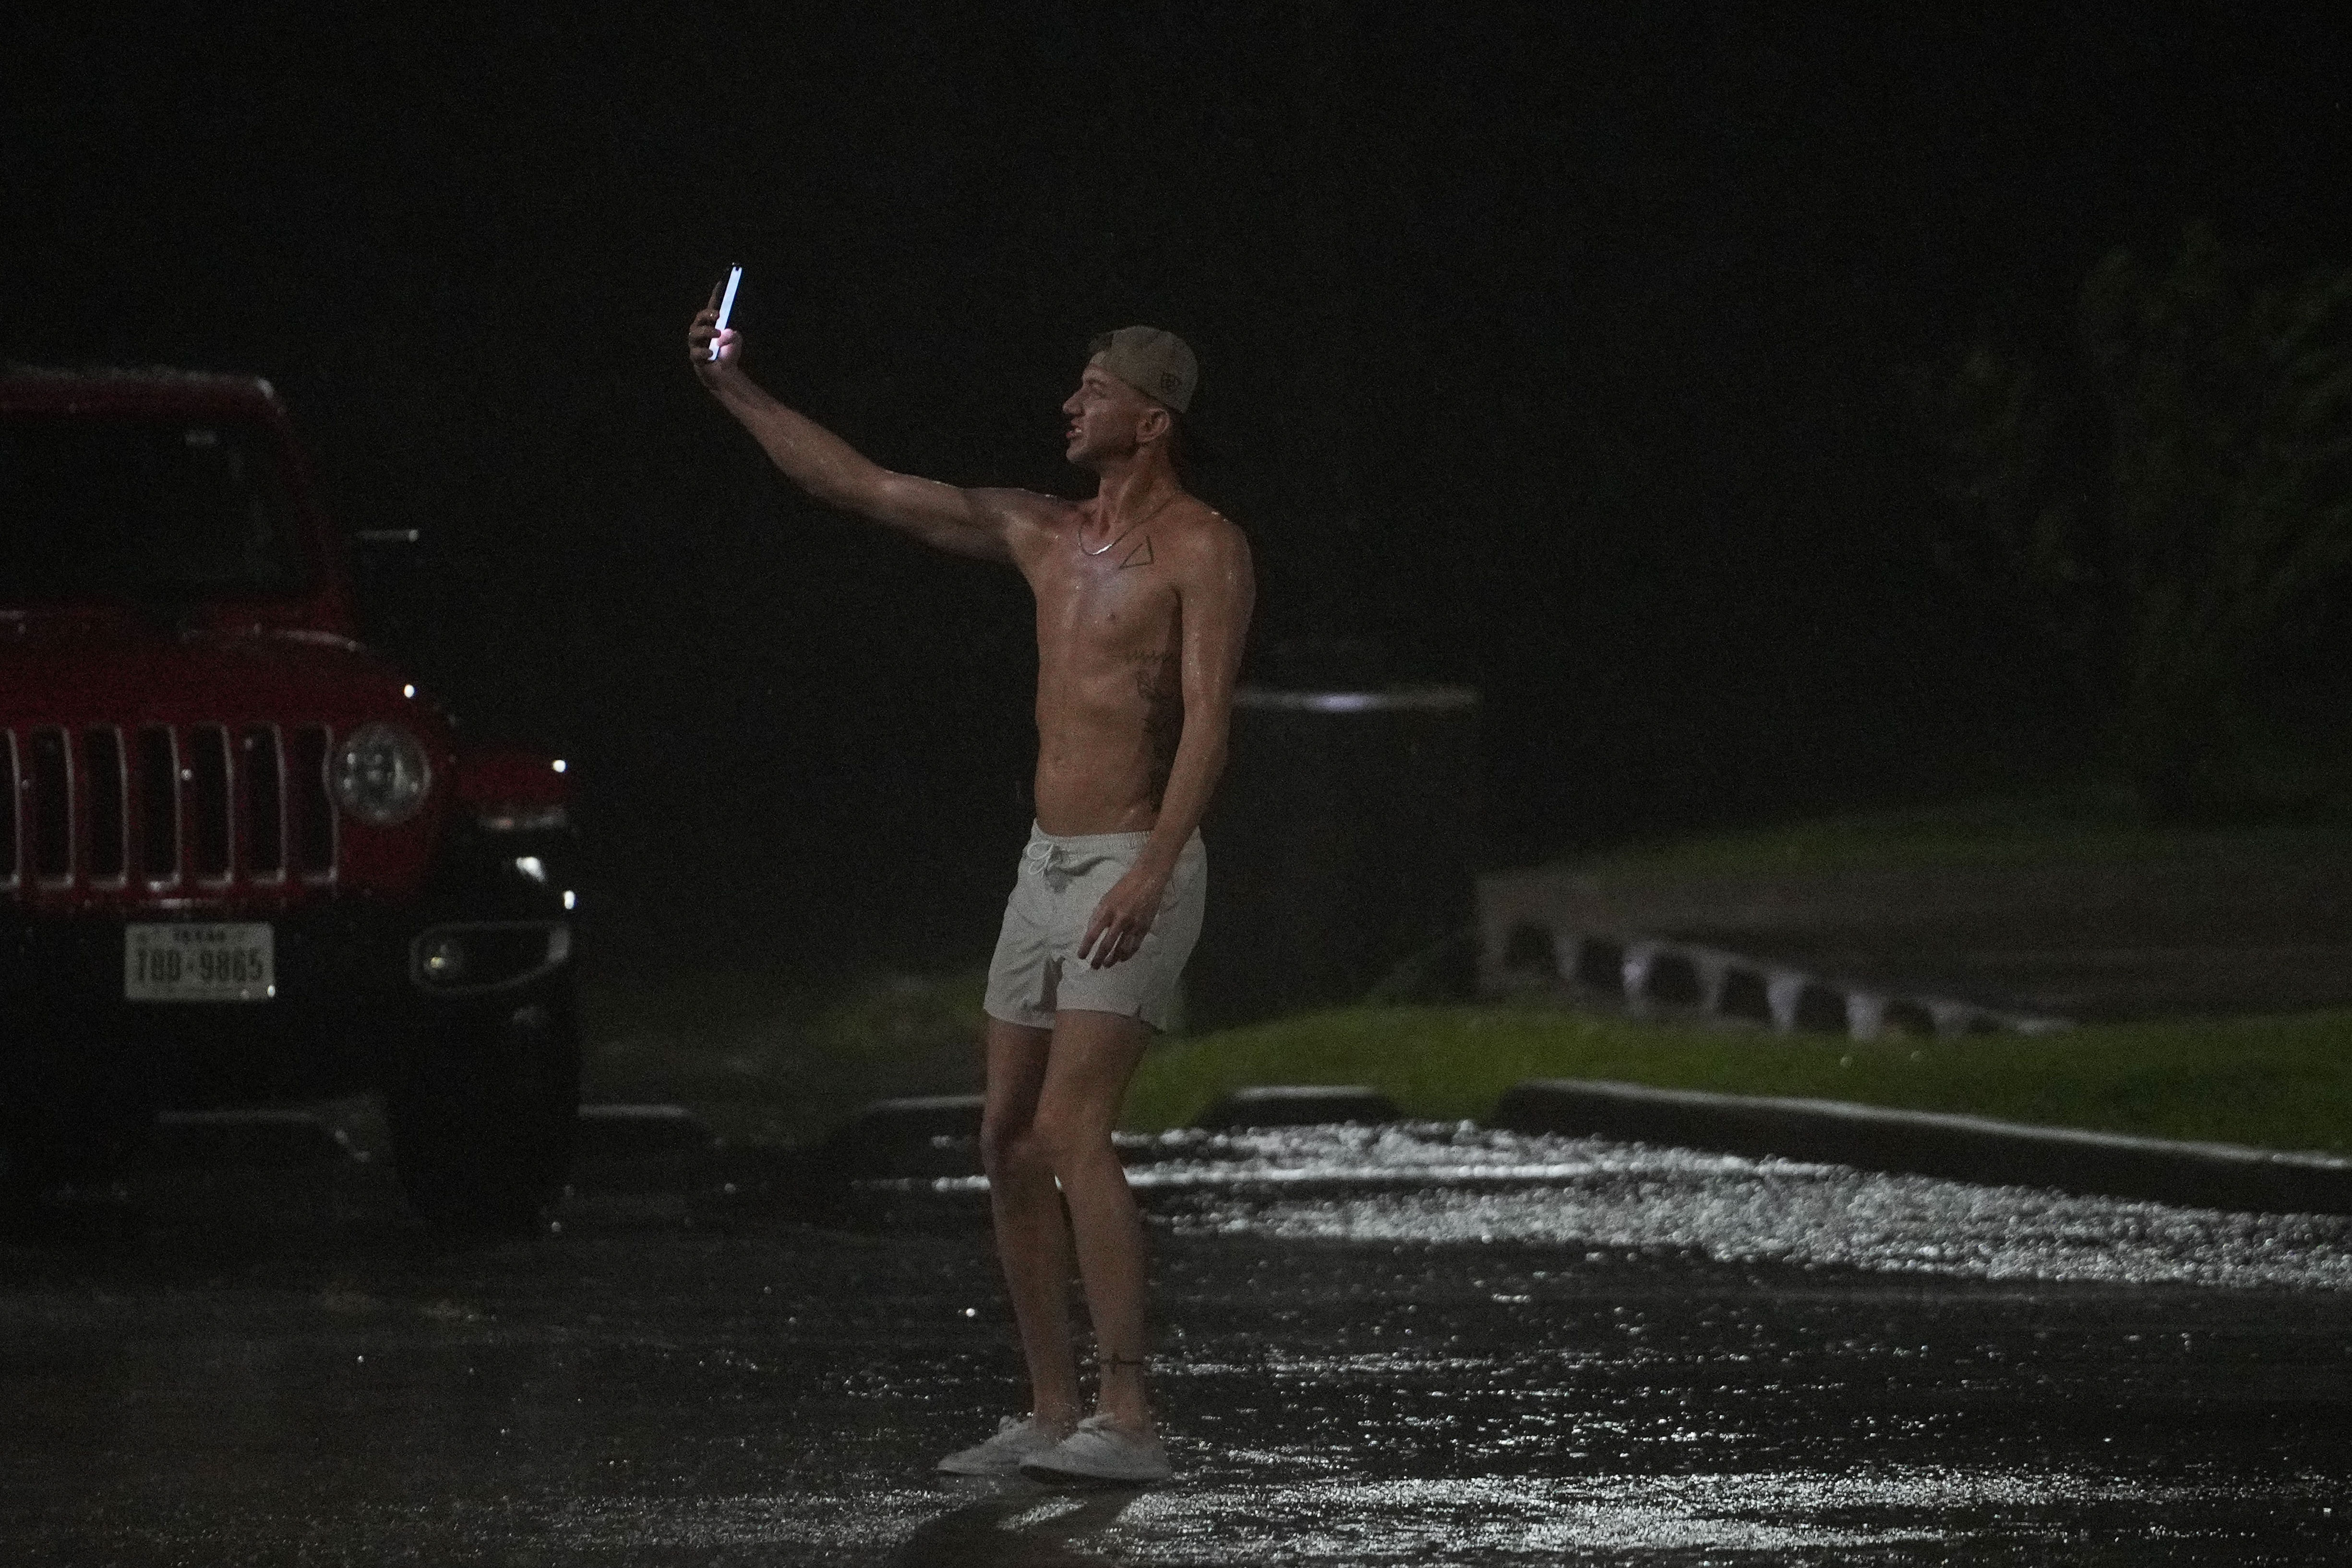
[254,1464,2341,1566]
[883,1123,2352,1290]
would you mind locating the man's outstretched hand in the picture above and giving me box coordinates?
[1079,864,1169,970]
[687,280,741,381]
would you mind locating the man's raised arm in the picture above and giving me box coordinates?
[688,292,1044,563]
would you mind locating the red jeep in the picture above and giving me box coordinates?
[1,366,579,1232]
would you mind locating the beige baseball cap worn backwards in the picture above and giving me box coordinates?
[1089,326,1197,413]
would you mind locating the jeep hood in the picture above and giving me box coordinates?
[0,615,440,736]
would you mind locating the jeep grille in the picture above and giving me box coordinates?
[2,722,336,897]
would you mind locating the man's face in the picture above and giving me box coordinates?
[1062,361,1160,469]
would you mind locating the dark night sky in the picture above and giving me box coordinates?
[7,4,2350,969]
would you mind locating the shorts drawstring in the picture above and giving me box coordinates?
[1027,837,1072,894]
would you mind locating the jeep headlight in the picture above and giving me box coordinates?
[333,722,432,826]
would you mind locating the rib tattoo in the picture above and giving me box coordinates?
[1136,651,1182,810]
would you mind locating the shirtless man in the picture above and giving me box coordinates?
[687,299,1253,1484]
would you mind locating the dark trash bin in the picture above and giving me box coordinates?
[1187,684,1479,1030]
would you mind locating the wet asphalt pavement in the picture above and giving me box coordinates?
[4,1124,2350,1566]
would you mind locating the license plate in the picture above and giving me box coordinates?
[125,923,276,1003]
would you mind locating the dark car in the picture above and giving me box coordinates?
[1,365,579,1232]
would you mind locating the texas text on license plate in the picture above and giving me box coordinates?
[124,923,276,1002]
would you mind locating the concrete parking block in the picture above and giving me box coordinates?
[1195,1084,1403,1129]
[151,1109,356,1169]
[575,1103,717,1164]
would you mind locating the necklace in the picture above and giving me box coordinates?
[1081,491,1178,557]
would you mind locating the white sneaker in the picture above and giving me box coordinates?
[936,1415,1068,1476]
[1019,1414,1173,1484]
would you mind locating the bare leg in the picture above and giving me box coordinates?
[978,1016,1080,1431]
[1031,1007,1156,1435]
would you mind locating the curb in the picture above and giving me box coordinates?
[1488,1077,2352,1216]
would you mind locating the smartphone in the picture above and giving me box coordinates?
[709,264,743,361]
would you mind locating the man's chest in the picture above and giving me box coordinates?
[1032,546,1179,658]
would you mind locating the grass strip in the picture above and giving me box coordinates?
[1127,1005,2352,1157]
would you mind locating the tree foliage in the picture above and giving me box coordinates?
[1919,226,2352,817]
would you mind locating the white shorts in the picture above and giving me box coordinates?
[983,824,1207,1032]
